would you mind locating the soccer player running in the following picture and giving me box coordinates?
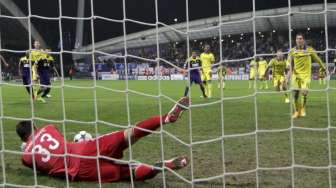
[217,63,227,89]
[18,52,34,98]
[267,50,289,103]
[257,56,269,89]
[248,58,257,89]
[183,50,207,98]
[29,40,45,102]
[17,97,190,183]
[287,33,326,118]
[200,44,215,98]
[39,49,60,98]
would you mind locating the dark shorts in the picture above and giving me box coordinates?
[22,75,31,86]
[38,70,51,86]
[189,73,202,84]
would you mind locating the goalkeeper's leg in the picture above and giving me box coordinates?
[87,97,190,166]
[131,155,189,180]
[77,156,189,182]
[124,97,190,145]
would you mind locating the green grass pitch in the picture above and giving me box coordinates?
[0,79,335,188]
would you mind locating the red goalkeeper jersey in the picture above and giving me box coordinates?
[21,125,82,180]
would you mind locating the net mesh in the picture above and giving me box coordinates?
[0,0,335,187]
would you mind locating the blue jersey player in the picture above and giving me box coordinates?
[18,53,34,98]
[183,50,207,98]
[35,49,59,102]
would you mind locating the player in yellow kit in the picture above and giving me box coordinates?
[258,57,268,89]
[249,58,257,89]
[287,33,326,118]
[200,44,215,98]
[217,64,227,89]
[29,40,47,103]
[318,67,327,85]
[267,50,289,103]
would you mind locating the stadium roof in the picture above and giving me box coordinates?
[75,3,336,60]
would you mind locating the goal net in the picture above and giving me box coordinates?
[0,0,335,187]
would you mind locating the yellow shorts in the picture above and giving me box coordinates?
[258,70,266,79]
[201,70,212,81]
[291,74,311,90]
[249,70,256,80]
[273,75,285,87]
[32,71,39,81]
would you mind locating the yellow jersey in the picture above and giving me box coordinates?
[200,52,215,71]
[258,60,268,73]
[287,46,325,77]
[268,58,287,76]
[30,49,45,62]
[249,60,257,72]
[217,66,227,78]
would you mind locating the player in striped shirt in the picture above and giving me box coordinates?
[287,33,326,118]
[258,57,268,89]
[267,50,289,103]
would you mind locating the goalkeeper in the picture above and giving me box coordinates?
[17,97,190,183]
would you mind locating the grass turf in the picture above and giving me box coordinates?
[0,79,335,188]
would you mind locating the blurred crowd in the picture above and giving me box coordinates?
[1,28,336,79]
[125,28,336,68]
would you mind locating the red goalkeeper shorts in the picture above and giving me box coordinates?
[75,131,131,182]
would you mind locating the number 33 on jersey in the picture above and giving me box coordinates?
[22,125,66,174]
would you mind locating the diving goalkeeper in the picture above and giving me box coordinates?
[17,97,190,182]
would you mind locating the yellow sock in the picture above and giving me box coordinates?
[208,83,212,97]
[319,78,322,85]
[204,84,208,96]
[33,85,38,99]
[265,81,268,89]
